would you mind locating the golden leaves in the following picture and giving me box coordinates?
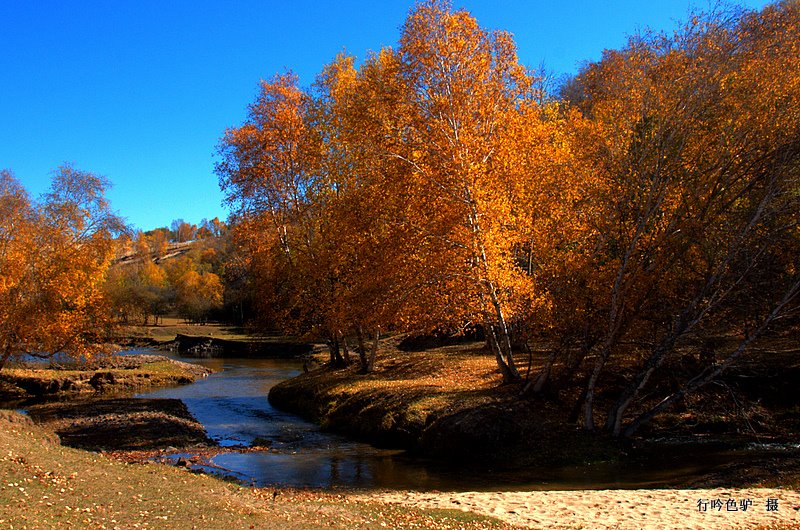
[0,166,122,368]
[216,0,800,386]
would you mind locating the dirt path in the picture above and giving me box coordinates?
[364,488,800,529]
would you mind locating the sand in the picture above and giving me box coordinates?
[364,487,800,529]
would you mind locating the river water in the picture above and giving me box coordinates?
[133,351,771,491]
[137,354,470,490]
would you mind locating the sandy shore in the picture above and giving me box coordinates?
[363,487,800,529]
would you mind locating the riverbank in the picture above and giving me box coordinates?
[268,337,800,483]
[0,353,218,451]
[3,410,798,529]
[120,316,255,344]
[26,397,214,450]
[120,316,313,357]
[269,339,619,465]
[0,410,511,529]
[0,354,212,401]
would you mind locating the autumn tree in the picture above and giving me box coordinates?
[107,258,173,325]
[197,217,227,239]
[216,0,799,432]
[381,0,550,382]
[105,225,238,326]
[170,219,197,243]
[106,229,169,324]
[217,53,403,369]
[609,2,800,437]
[146,228,170,257]
[550,2,800,434]
[217,1,582,379]
[0,165,123,370]
[216,73,347,359]
[305,51,417,372]
[174,270,224,324]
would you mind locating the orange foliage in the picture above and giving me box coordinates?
[0,166,123,370]
[217,0,800,417]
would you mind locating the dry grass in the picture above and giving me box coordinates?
[324,343,502,395]
[299,342,510,436]
[4,360,187,380]
[273,334,800,478]
[26,398,214,451]
[269,339,581,465]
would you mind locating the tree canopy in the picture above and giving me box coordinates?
[217,0,800,435]
[0,165,124,370]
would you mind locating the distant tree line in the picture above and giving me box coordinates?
[104,217,253,326]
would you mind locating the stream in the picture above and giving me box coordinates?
[136,353,462,490]
[132,350,783,491]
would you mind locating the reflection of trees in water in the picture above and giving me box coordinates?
[142,357,441,489]
[329,456,339,484]
[355,459,363,482]
[325,455,367,487]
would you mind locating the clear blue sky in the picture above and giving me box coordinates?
[1,0,771,232]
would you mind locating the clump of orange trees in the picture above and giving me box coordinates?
[217,0,800,436]
[0,165,124,370]
[104,217,234,326]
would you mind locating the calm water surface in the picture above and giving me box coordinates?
[136,354,460,490]
[133,350,766,491]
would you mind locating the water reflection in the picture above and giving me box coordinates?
[138,357,306,447]
[137,356,436,487]
[134,351,770,491]
[136,355,517,490]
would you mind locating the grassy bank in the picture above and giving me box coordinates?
[0,410,512,529]
[269,337,800,481]
[120,316,255,344]
[26,398,214,451]
[0,354,212,401]
[269,339,618,466]
[121,316,313,357]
